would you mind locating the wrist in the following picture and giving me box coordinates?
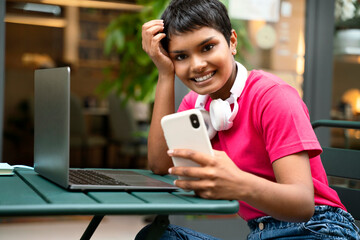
[235,171,262,202]
[157,72,175,85]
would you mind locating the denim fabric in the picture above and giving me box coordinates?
[135,224,222,240]
[247,206,360,240]
[136,206,359,240]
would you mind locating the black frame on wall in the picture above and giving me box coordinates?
[303,0,335,145]
[0,1,5,162]
[303,0,335,121]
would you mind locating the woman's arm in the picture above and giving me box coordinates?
[168,150,315,222]
[147,74,175,174]
[242,152,314,222]
[142,20,176,174]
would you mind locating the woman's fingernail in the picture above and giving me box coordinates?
[168,168,172,174]
[167,149,174,156]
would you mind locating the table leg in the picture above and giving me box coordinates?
[145,215,170,240]
[80,215,104,240]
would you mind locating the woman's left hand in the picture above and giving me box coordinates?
[168,149,244,200]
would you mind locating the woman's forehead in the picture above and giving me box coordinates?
[168,27,225,50]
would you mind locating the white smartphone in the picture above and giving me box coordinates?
[161,109,214,180]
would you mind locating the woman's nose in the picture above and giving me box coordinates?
[191,55,207,73]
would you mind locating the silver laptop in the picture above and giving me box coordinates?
[34,67,178,191]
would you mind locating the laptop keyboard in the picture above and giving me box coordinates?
[69,170,128,186]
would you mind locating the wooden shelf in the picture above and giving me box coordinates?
[334,54,360,64]
[79,59,118,69]
[76,8,121,68]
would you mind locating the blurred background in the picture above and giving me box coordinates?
[0,1,359,239]
[1,0,359,168]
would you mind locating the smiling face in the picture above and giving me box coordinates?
[168,27,238,100]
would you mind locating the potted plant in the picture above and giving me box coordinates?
[334,0,360,55]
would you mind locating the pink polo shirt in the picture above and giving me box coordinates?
[178,70,345,221]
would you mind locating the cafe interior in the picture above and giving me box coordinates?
[0,0,359,239]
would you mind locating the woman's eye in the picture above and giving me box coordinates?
[203,44,215,52]
[175,54,187,61]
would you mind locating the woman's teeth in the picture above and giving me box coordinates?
[194,72,215,82]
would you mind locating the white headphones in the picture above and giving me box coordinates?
[195,61,248,139]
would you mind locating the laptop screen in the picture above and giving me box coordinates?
[34,67,70,188]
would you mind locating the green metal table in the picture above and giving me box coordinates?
[0,169,239,239]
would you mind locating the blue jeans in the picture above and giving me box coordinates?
[135,206,359,240]
[247,206,360,239]
[135,223,222,240]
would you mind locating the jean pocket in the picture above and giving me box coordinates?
[301,222,331,238]
[302,220,359,239]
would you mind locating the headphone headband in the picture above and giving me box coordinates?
[195,94,209,109]
[194,61,248,138]
[229,61,248,99]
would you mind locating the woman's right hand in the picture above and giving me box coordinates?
[142,20,174,76]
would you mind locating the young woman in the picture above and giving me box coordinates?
[137,0,360,239]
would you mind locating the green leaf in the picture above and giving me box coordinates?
[104,33,114,55]
[113,29,125,53]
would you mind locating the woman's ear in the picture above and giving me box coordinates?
[230,29,238,55]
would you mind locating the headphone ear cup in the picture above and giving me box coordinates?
[210,99,233,131]
[200,110,217,140]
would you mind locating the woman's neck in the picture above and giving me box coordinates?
[209,60,237,100]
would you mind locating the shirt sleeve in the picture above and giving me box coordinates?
[256,84,322,162]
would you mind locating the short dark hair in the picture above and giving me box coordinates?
[161,0,232,52]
